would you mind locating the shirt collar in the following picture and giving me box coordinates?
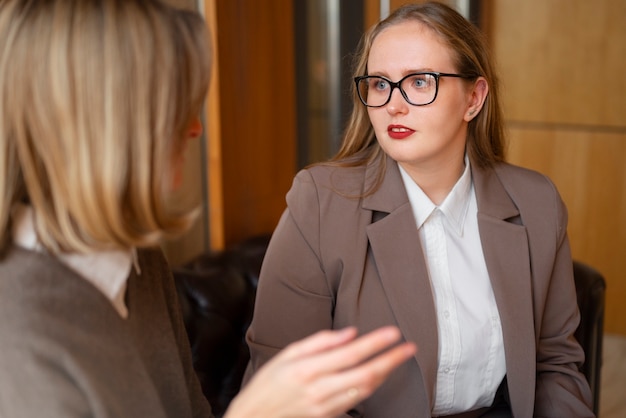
[11,204,134,318]
[398,156,473,236]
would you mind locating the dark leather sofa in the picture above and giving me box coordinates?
[572,261,606,416]
[173,235,269,417]
[173,236,606,416]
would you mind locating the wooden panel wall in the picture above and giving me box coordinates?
[489,0,626,335]
[205,0,297,249]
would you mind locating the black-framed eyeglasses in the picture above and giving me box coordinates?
[354,71,478,107]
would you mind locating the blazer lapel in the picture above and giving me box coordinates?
[363,156,438,409]
[361,157,536,414]
[473,164,536,416]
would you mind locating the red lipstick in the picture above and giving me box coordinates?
[387,125,415,140]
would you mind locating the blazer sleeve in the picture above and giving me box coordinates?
[243,169,374,417]
[533,183,594,417]
[245,169,336,373]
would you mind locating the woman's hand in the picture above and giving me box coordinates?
[225,326,416,418]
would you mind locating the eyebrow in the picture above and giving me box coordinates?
[366,68,437,78]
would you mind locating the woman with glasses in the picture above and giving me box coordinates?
[0,1,417,417]
[245,2,593,417]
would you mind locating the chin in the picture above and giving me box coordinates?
[380,143,425,163]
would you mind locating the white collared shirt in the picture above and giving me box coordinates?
[11,205,134,318]
[398,160,506,415]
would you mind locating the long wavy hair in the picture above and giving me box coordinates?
[324,1,506,195]
[0,0,211,254]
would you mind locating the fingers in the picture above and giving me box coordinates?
[228,326,416,418]
[295,326,410,376]
[279,327,359,361]
[351,340,417,392]
[285,340,417,417]
[330,341,416,395]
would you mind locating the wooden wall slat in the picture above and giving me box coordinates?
[212,0,297,247]
[492,0,626,127]
[507,129,626,335]
[491,0,626,335]
[204,0,225,251]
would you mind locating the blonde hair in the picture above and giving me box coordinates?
[327,1,506,194]
[0,0,211,254]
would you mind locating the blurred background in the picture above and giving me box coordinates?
[162,1,625,414]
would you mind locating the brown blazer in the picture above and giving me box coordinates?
[245,155,594,418]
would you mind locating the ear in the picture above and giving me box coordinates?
[186,116,203,139]
[464,77,488,122]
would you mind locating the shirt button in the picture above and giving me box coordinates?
[444,310,450,319]
[444,367,451,373]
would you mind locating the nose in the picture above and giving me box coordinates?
[386,87,409,115]
[187,115,203,139]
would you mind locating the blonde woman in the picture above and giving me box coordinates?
[0,1,415,417]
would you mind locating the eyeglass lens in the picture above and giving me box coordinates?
[357,73,437,107]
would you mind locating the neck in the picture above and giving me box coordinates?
[399,156,465,205]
